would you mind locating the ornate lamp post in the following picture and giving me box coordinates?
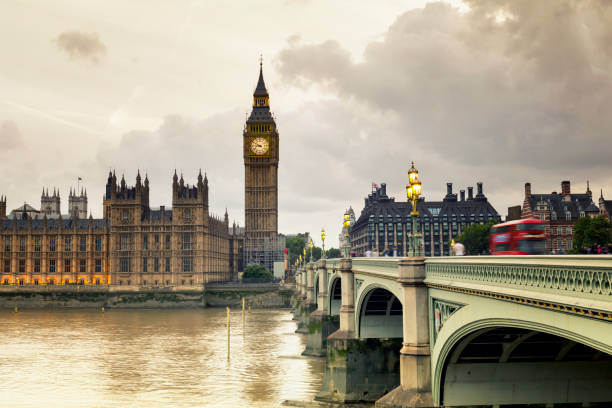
[303,247,307,264]
[321,228,326,259]
[406,161,423,257]
[343,210,351,258]
[309,239,314,261]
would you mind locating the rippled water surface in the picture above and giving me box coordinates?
[0,309,324,408]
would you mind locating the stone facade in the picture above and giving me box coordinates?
[243,64,284,272]
[0,171,240,286]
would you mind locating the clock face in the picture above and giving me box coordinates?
[250,137,269,155]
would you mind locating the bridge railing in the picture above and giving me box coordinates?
[425,255,612,313]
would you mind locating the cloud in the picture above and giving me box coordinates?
[275,0,612,218]
[0,120,23,150]
[54,30,107,62]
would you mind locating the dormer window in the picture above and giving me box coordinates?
[551,211,557,220]
[565,211,571,221]
[580,211,585,218]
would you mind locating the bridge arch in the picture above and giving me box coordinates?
[328,271,341,316]
[356,283,403,339]
[432,304,612,407]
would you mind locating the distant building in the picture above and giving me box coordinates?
[351,182,501,257]
[520,181,599,252]
[599,190,612,224]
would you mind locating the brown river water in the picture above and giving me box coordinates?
[0,309,325,408]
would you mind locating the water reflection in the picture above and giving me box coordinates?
[0,309,325,408]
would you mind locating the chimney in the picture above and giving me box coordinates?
[467,187,473,200]
[525,182,531,198]
[381,183,387,197]
[561,180,570,196]
[477,182,483,197]
[446,183,452,195]
[460,190,465,201]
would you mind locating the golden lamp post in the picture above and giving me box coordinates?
[303,247,307,264]
[309,239,314,261]
[299,254,302,267]
[406,161,423,257]
[343,210,351,258]
[321,228,326,259]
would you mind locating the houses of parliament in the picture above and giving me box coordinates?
[0,65,282,286]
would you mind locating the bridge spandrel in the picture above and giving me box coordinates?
[350,257,400,280]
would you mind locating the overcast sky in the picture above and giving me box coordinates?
[1,0,611,247]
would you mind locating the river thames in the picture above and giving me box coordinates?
[0,309,325,408]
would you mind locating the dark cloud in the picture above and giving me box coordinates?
[55,31,107,63]
[0,120,23,150]
[275,0,612,217]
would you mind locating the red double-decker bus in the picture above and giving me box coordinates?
[489,219,547,255]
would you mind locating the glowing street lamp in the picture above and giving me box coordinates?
[321,228,326,259]
[343,210,351,258]
[406,161,424,256]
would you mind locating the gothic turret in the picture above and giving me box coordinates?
[0,195,6,220]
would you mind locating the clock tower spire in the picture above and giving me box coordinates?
[243,61,280,272]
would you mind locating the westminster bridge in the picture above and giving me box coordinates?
[292,255,612,407]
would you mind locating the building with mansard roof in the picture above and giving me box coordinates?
[351,182,501,257]
[0,170,241,286]
[520,180,599,253]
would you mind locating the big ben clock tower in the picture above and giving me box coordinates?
[243,62,281,271]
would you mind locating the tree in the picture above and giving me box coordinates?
[325,248,341,258]
[286,236,306,265]
[242,264,273,281]
[572,216,611,251]
[454,220,497,255]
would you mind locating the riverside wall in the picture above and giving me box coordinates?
[0,283,294,309]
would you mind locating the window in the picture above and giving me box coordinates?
[183,233,192,250]
[154,258,159,272]
[122,210,129,222]
[80,259,86,273]
[120,257,130,272]
[551,211,557,220]
[80,236,87,252]
[184,208,192,222]
[64,259,71,273]
[580,211,585,218]
[183,257,192,272]
[567,226,572,234]
[120,234,130,251]
[49,259,56,273]
[165,257,171,272]
[64,236,71,252]
[539,214,546,221]
[19,237,26,252]
[143,235,148,250]
[95,259,102,273]
[557,227,562,235]
[34,259,40,273]
[4,237,11,252]
[18,259,25,273]
[143,258,148,273]
[565,212,571,221]
[95,236,102,252]
[165,235,171,250]
[143,280,147,285]
[3,259,10,273]
[154,234,159,243]
[34,236,41,252]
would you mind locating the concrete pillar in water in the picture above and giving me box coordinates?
[302,258,339,357]
[338,257,355,335]
[376,257,434,407]
[317,258,328,313]
[306,262,315,306]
